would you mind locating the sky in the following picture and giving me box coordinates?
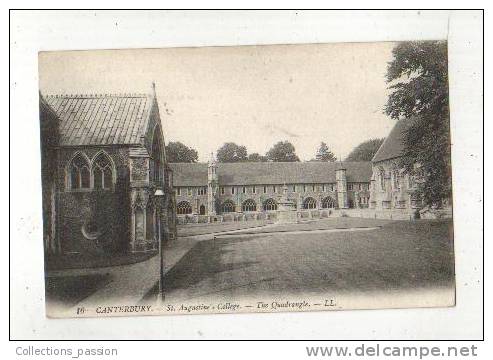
[39,42,397,162]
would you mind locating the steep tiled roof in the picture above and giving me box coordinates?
[372,118,416,163]
[42,93,154,146]
[169,161,372,187]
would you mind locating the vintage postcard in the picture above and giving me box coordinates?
[39,41,455,318]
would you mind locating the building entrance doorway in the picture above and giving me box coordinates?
[199,205,206,215]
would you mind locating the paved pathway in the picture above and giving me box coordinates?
[48,220,276,312]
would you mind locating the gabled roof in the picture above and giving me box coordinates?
[372,118,416,163]
[169,161,372,187]
[41,93,155,147]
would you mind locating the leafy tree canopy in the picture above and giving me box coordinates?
[266,141,300,162]
[216,142,248,163]
[313,142,337,162]
[385,41,451,208]
[165,141,198,163]
[345,138,384,162]
[248,152,268,162]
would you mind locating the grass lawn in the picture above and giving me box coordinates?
[164,218,454,302]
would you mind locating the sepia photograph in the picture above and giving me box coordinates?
[38,40,455,318]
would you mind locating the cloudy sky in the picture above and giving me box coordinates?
[39,42,397,161]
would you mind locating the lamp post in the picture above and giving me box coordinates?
[154,188,166,302]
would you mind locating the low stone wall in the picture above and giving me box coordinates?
[331,208,415,221]
[177,212,278,225]
[177,206,451,225]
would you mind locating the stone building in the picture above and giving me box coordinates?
[369,118,452,219]
[39,87,176,257]
[369,118,418,214]
[169,159,372,223]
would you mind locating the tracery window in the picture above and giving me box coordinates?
[68,153,90,190]
[303,197,317,209]
[321,196,336,209]
[263,198,278,211]
[222,200,235,213]
[242,199,257,212]
[177,201,192,215]
[92,152,113,190]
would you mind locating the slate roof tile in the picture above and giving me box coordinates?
[42,94,154,146]
[169,161,372,187]
[372,118,417,163]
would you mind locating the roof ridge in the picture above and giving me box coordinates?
[169,161,371,165]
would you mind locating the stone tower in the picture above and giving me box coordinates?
[207,152,218,215]
[336,162,348,209]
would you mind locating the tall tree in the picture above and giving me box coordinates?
[266,141,300,162]
[385,41,451,208]
[216,142,248,163]
[314,142,337,162]
[345,138,384,162]
[165,141,198,163]
[248,152,268,162]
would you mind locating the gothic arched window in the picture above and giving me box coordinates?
[68,153,90,190]
[146,205,154,240]
[263,198,278,211]
[242,199,257,212]
[92,152,113,190]
[379,168,386,190]
[134,206,145,240]
[321,196,336,209]
[392,169,400,190]
[303,197,317,209]
[151,126,164,184]
[177,201,192,215]
[222,200,235,213]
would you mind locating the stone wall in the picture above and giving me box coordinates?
[174,183,371,215]
[369,158,417,211]
[176,206,452,225]
[56,147,131,254]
